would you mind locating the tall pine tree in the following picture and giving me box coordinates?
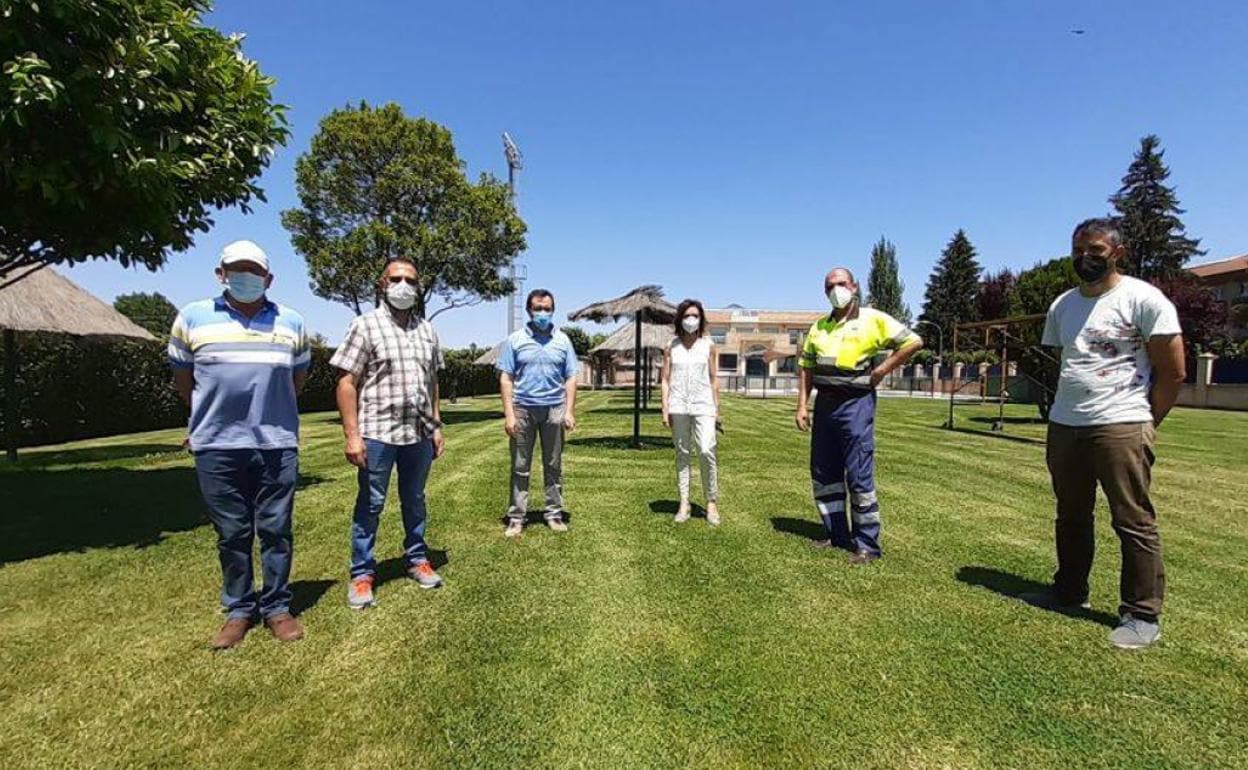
[1109,135,1204,281]
[919,229,982,346]
[867,237,911,323]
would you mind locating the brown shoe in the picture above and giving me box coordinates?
[848,549,880,566]
[264,613,304,642]
[810,538,850,550]
[211,617,253,650]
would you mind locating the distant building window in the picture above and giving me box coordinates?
[760,325,780,334]
[777,356,797,374]
[710,327,727,344]
[788,329,802,345]
[718,354,738,372]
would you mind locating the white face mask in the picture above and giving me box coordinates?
[681,316,701,334]
[386,281,417,310]
[828,285,854,310]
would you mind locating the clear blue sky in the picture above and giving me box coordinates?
[67,0,1248,346]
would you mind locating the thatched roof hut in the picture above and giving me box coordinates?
[591,322,673,355]
[473,341,504,367]
[1,264,156,460]
[0,265,157,340]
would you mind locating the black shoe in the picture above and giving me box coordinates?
[847,549,880,566]
[1020,588,1091,611]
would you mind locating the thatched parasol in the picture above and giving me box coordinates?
[0,264,156,460]
[568,286,676,447]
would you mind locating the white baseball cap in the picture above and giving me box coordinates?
[219,240,270,271]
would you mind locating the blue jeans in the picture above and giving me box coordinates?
[810,392,882,555]
[194,448,298,619]
[351,438,434,578]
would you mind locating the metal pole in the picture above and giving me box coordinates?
[633,314,642,447]
[503,133,523,336]
[947,321,958,429]
[4,329,17,461]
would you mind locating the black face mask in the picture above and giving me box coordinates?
[1073,254,1111,283]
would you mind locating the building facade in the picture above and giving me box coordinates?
[704,306,826,379]
[1190,254,1248,339]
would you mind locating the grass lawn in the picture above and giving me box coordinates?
[2,391,1247,768]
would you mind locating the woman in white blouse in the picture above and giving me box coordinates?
[660,298,721,525]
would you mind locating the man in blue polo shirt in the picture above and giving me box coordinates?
[168,240,310,650]
[496,289,579,537]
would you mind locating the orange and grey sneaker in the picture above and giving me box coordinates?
[347,575,376,609]
[407,560,444,589]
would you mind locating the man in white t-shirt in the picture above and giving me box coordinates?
[1031,218,1186,650]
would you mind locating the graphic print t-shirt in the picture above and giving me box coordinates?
[1042,275,1181,427]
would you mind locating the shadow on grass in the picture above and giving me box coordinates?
[0,466,208,564]
[566,435,669,451]
[967,415,1047,426]
[956,566,1118,628]
[9,443,185,468]
[440,410,505,425]
[296,472,328,490]
[770,516,825,541]
[495,510,577,527]
[940,425,1046,446]
[290,579,335,616]
[649,500,706,519]
[374,550,450,588]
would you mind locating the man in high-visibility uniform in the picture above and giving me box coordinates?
[795,268,923,564]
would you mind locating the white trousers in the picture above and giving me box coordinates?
[671,413,718,502]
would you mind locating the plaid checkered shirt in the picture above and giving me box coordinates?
[330,305,445,444]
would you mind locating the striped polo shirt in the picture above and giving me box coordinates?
[168,295,311,451]
[799,307,920,398]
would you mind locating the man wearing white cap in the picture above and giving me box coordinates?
[168,240,311,650]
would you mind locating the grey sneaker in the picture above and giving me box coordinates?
[1109,614,1161,650]
[504,519,524,538]
[407,560,443,589]
[1020,589,1092,611]
[347,576,375,610]
[547,516,569,533]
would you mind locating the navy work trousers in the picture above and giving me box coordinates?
[809,391,882,555]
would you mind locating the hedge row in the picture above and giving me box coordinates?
[0,334,499,448]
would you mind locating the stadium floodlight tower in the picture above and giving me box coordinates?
[503,132,525,335]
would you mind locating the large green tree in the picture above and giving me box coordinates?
[976,268,1017,322]
[113,291,177,337]
[1,0,288,279]
[282,102,526,317]
[1109,135,1204,281]
[866,236,910,323]
[1007,256,1079,419]
[918,229,982,346]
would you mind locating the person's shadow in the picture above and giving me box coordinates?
[955,566,1119,627]
[289,579,335,616]
[649,500,706,519]
[769,516,825,542]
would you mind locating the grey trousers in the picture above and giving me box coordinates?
[508,404,566,521]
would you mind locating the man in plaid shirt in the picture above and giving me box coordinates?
[331,257,447,609]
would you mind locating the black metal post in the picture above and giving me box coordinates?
[4,329,17,462]
[633,314,642,447]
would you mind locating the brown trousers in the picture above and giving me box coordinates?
[1046,421,1164,619]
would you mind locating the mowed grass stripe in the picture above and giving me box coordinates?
[1,392,1246,767]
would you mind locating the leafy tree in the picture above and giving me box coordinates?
[977,268,1017,322]
[591,332,608,348]
[282,102,526,317]
[113,291,177,337]
[1153,273,1229,354]
[866,236,910,323]
[562,325,593,357]
[918,229,982,345]
[1,0,288,279]
[1109,135,1204,281]
[1007,257,1079,419]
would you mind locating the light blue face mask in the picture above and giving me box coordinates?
[531,311,553,331]
[225,271,267,303]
